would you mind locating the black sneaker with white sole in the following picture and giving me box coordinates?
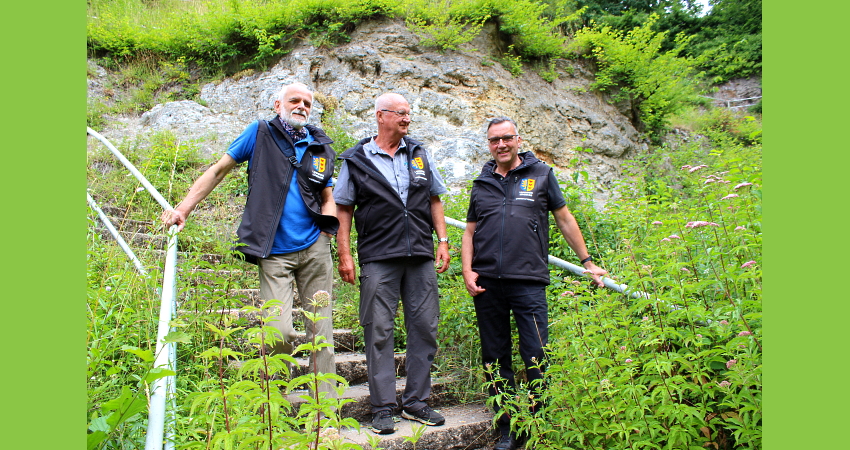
[401,405,445,426]
[370,410,396,434]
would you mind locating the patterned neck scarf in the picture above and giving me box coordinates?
[279,117,307,142]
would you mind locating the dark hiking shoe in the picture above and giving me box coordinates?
[493,433,519,450]
[401,405,445,426]
[370,410,396,434]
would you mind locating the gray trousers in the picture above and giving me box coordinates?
[359,257,440,413]
[258,233,336,398]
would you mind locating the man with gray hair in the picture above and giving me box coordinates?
[334,92,450,434]
[462,117,607,450]
[162,82,340,399]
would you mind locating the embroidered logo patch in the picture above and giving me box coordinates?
[312,156,327,173]
[520,178,536,192]
[411,157,425,170]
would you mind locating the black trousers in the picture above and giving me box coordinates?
[473,277,548,432]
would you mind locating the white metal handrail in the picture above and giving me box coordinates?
[87,127,178,450]
[700,94,762,109]
[87,191,149,277]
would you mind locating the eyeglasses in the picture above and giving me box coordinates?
[487,134,518,145]
[380,109,412,118]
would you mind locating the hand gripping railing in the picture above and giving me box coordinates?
[87,127,178,450]
[444,217,643,299]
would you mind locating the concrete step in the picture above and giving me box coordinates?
[195,306,345,328]
[97,205,130,217]
[151,249,227,265]
[181,268,251,285]
[287,329,358,353]
[96,228,169,249]
[288,377,464,423]
[339,403,494,450]
[292,352,406,386]
[215,327,361,358]
[179,289,262,306]
[95,216,153,234]
[186,306,362,351]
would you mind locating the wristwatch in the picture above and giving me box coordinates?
[437,237,449,244]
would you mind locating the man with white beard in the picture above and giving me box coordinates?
[162,82,340,398]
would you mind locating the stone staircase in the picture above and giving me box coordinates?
[90,209,497,450]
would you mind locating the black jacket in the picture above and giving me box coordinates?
[235,118,338,264]
[468,152,554,284]
[338,137,435,264]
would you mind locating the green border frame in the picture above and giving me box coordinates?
[4,1,82,449]
[766,1,845,449]
[21,0,840,448]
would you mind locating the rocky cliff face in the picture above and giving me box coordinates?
[89,19,651,205]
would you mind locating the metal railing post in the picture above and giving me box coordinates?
[88,127,179,450]
[145,228,179,450]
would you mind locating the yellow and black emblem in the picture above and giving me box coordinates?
[312,156,327,173]
[411,156,425,170]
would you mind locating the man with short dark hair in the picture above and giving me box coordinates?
[334,92,450,434]
[461,117,607,450]
[161,82,339,397]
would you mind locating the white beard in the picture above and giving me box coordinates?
[283,109,309,129]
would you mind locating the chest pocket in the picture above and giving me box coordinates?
[408,151,430,188]
[509,175,544,208]
[302,150,332,190]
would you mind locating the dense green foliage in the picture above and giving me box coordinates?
[578,0,762,82]
[569,15,701,136]
[684,0,762,83]
[87,0,760,138]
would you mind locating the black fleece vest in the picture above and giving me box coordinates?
[469,152,553,284]
[338,137,435,264]
[235,119,338,264]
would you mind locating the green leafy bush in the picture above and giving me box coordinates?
[574,0,761,84]
[406,10,490,51]
[570,15,700,137]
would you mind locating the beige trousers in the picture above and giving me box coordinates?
[258,233,336,398]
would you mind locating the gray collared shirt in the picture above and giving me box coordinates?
[334,137,447,206]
